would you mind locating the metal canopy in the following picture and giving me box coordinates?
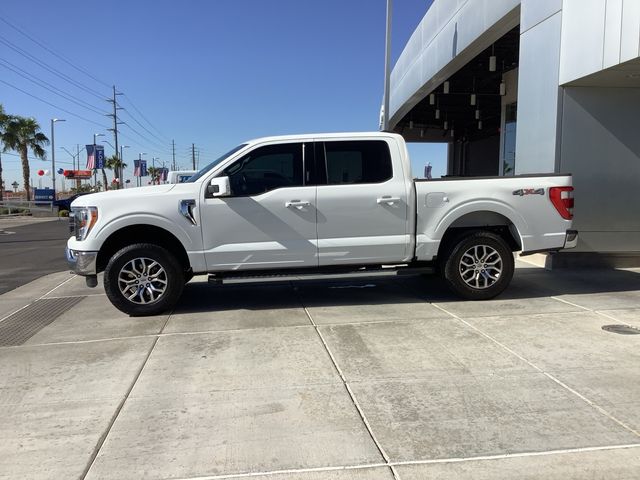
[394,27,520,143]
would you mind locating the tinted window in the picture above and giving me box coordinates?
[223,143,303,196]
[187,144,247,182]
[324,140,392,185]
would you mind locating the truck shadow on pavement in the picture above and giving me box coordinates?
[171,267,640,314]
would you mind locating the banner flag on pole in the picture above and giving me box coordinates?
[140,160,148,177]
[86,145,95,170]
[95,145,105,169]
[133,159,140,177]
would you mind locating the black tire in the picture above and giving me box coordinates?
[441,231,514,300]
[104,243,185,316]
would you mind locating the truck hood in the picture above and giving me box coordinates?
[70,184,177,208]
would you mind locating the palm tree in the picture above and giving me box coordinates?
[147,166,159,185]
[2,116,49,201]
[105,154,128,189]
[0,104,7,201]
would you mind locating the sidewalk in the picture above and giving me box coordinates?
[1,264,639,479]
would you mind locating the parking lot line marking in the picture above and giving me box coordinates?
[432,304,640,439]
[550,296,593,312]
[389,443,640,467]
[168,443,640,479]
[41,273,77,298]
[0,274,77,325]
[44,293,107,299]
[552,295,640,328]
[171,462,389,480]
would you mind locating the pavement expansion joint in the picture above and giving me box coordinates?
[432,303,640,439]
[290,282,400,480]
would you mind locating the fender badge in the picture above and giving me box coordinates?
[513,188,545,196]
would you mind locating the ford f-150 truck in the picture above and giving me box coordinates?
[66,132,577,316]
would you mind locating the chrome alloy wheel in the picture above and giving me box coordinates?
[458,244,503,290]
[117,257,168,304]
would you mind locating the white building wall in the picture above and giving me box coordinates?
[521,0,562,31]
[560,87,640,252]
[560,0,640,84]
[514,1,563,174]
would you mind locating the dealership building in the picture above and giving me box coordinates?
[388,0,640,266]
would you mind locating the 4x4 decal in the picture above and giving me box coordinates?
[513,188,545,196]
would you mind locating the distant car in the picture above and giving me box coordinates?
[53,193,89,211]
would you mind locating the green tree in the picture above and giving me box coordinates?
[105,154,128,189]
[147,166,159,185]
[1,116,49,201]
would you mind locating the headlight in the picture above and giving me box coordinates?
[71,206,98,240]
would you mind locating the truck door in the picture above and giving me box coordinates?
[315,139,410,266]
[200,141,318,271]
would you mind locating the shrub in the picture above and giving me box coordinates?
[58,209,70,217]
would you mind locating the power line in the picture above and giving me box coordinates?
[0,35,108,101]
[0,58,109,116]
[0,15,112,90]
[119,119,172,151]
[120,108,169,146]
[0,78,110,129]
[1,151,73,165]
[121,94,170,141]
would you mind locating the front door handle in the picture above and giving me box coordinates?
[285,200,311,209]
[377,196,401,205]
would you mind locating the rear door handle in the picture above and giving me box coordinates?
[377,196,402,205]
[285,200,311,209]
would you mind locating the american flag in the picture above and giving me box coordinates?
[133,160,148,177]
[86,145,96,170]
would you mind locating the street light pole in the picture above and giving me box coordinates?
[51,118,66,197]
[382,0,393,131]
[137,152,147,187]
[120,145,130,187]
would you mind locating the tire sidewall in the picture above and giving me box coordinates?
[104,243,184,316]
[443,232,514,300]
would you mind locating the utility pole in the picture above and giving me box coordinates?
[192,143,196,170]
[172,140,176,171]
[107,86,124,188]
[76,144,81,188]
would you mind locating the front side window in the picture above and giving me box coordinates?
[222,143,303,196]
[324,140,392,185]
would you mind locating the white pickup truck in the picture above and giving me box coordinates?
[66,132,577,316]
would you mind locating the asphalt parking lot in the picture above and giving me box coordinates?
[1,262,640,479]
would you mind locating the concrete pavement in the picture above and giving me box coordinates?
[1,262,639,479]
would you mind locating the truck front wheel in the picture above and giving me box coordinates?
[442,231,514,300]
[104,243,185,316]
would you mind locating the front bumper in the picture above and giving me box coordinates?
[66,246,98,275]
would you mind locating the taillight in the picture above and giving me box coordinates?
[549,186,574,220]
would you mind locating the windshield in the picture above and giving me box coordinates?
[186,144,248,182]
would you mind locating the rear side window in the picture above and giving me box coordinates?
[324,140,392,185]
[223,143,303,196]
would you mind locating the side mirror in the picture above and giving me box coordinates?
[207,176,231,197]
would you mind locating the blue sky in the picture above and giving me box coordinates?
[0,0,445,190]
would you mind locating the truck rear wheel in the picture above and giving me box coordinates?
[442,231,514,300]
[104,243,185,316]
